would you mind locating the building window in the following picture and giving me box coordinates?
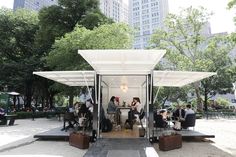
[152,12,159,17]
[142,0,149,4]
[142,15,149,19]
[151,2,158,7]
[143,30,150,35]
[143,20,149,24]
[143,25,150,30]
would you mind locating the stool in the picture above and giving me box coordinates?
[107,112,116,124]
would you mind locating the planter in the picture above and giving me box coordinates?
[69,132,89,149]
[159,134,182,151]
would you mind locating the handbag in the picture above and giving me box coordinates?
[173,121,181,130]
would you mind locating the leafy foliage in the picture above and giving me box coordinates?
[36,0,112,54]
[0,8,40,107]
[47,23,133,70]
[151,7,235,111]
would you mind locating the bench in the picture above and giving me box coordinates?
[5,115,17,126]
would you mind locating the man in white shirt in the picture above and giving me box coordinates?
[184,104,195,119]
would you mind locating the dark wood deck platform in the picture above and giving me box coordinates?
[34,127,215,141]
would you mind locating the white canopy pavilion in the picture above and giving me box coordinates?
[33,49,216,141]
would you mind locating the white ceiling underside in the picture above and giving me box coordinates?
[102,76,146,87]
[33,71,95,87]
[33,71,216,88]
[153,71,216,87]
[78,49,166,75]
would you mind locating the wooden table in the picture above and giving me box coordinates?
[118,107,131,110]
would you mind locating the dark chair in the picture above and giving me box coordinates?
[181,114,196,130]
[139,108,145,127]
[62,112,78,132]
[0,115,7,125]
[154,113,168,130]
[107,108,116,124]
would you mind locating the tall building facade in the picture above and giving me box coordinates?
[99,0,129,23]
[129,0,169,49]
[13,0,58,11]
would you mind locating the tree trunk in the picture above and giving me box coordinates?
[41,96,45,110]
[193,82,203,111]
[49,93,54,109]
[25,80,33,108]
[69,94,74,107]
[17,96,20,111]
[204,86,208,112]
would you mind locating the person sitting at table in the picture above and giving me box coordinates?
[131,97,142,114]
[159,109,168,128]
[172,104,185,121]
[107,96,117,113]
[184,104,195,119]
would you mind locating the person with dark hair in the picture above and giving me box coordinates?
[184,104,194,119]
[173,104,185,121]
[0,107,7,125]
[131,97,142,114]
[107,96,117,113]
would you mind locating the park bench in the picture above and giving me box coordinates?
[0,114,17,126]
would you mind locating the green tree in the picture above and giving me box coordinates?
[46,23,133,105]
[154,87,189,108]
[36,0,112,55]
[47,23,133,70]
[0,9,40,108]
[151,7,234,111]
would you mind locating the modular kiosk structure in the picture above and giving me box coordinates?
[33,50,215,141]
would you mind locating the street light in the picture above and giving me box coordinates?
[233,82,236,100]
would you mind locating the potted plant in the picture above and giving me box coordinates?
[69,114,90,149]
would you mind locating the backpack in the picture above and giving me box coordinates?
[101,118,113,132]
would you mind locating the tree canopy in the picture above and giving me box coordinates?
[46,23,133,71]
[0,9,40,107]
[36,0,113,54]
[151,7,235,111]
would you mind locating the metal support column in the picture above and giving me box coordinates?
[97,75,101,138]
[146,75,149,139]
[148,72,154,142]
[92,74,99,142]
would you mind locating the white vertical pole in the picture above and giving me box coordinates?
[97,75,101,138]
[146,75,149,139]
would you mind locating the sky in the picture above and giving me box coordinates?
[0,0,235,33]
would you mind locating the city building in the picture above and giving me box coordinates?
[129,0,169,49]
[13,0,58,11]
[13,0,129,23]
[99,0,129,23]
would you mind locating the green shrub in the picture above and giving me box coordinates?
[215,97,230,108]
[11,111,46,119]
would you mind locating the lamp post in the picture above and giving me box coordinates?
[233,82,236,100]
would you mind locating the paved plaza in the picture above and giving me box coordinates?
[0,118,235,157]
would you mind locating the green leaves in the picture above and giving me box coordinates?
[151,7,235,110]
[46,23,133,70]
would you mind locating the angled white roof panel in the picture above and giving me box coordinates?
[153,71,216,87]
[78,49,166,75]
[33,71,95,87]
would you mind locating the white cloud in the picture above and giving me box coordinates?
[0,0,14,9]
[168,0,236,33]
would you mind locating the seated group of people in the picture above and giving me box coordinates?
[155,104,195,130]
[63,100,93,131]
[107,96,143,127]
